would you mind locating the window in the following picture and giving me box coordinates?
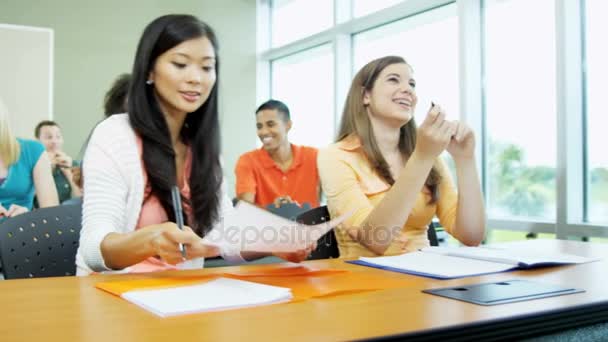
[271,44,335,147]
[258,0,607,241]
[584,0,608,224]
[352,0,406,18]
[271,0,334,47]
[484,0,557,220]
[353,4,459,122]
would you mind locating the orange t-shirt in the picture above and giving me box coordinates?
[235,144,319,208]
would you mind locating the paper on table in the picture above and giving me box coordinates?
[420,246,600,267]
[358,252,516,279]
[203,201,352,253]
[121,277,292,317]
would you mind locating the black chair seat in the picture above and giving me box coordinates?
[265,202,311,220]
[0,204,82,279]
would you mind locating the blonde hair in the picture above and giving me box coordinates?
[0,98,20,166]
[337,56,441,203]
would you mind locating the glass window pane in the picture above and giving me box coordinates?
[271,0,334,47]
[485,0,556,220]
[271,45,335,148]
[352,0,405,18]
[585,0,608,224]
[353,4,459,122]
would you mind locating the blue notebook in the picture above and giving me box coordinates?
[348,246,599,280]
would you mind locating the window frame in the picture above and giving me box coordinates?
[256,0,608,240]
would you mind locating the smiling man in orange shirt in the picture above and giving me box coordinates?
[235,100,320,209]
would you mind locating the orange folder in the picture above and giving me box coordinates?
[97,265,407,302]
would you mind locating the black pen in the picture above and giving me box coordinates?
[171,186,187,258]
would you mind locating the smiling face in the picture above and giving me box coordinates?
[256,109,292,151]
[363,63,418,127]
[38,124,64,153]
[148,36,217,118]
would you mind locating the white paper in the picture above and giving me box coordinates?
[420,246,600,267]
[122,277,292,317]
[359,252,515,279]
[176,257,206,270]
[358,246,601,279]
[203,202,352,253]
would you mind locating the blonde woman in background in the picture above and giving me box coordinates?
[0,98,58,218]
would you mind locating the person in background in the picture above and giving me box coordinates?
[235,100,320,209]
[0,98,59,218]
[69,73,132,190]
[103,73,131,117]
[76,15,313,275]
[317,56,486,258]
[34,120,82,204]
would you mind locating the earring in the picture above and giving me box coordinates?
[146,79,153,85]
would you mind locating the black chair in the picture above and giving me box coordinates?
[61,196,83,206]
[296,206,339,260]
[265,202,312,220]
[0,204,82,279]
[427,221,439,246]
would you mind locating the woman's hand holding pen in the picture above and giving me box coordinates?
[147,223,219,265]
[413,103,458,160]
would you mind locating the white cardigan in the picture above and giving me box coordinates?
[76,114,243,275]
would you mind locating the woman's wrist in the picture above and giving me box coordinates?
[408,149,437,169]
[453,155,476,167]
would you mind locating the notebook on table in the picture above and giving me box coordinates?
[348,246,600,279]
[120,277,292,317]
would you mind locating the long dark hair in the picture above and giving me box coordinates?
[104,73,131,116]
[128,14,222,236]
[337,56,441,203]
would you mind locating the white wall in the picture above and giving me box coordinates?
[0,24,52,139]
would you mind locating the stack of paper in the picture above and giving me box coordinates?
[121,277,292,317]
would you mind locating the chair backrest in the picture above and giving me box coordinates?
[427,221,439,246]
[0,204,82,279]
[61,196,83,206]
[265,202,311,221]
[296,206,340,260]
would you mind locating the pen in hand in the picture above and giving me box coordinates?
[171,186,187,259]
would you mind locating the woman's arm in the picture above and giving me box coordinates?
[446,123,485,245]
[100,223,219,270]
[347,110,457,255]
[61,167,83,198]
[33,152,59,208]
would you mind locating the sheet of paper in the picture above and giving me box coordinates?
[203,202,352,253]
[358,252,515,279]
[121,277,292,317]
[421,246,600,267]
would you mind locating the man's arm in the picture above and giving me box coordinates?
[237,192,255,204]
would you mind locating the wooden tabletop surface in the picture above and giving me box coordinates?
[0,239,606,341]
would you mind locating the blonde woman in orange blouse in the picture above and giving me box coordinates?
[317,56,485,258]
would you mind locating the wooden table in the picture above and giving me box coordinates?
[0,240,607,341]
